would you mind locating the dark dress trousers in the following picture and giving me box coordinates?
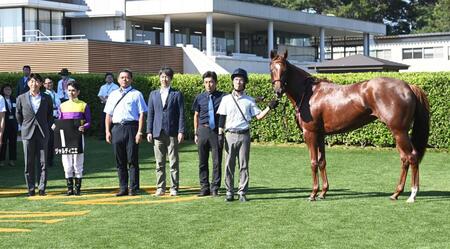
[16,92,54,193]
[0,96,18,161]
[192,91,225,192]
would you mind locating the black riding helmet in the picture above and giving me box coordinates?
[231,68,248,83]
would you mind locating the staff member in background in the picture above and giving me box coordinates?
[16,73,54,196]
[97,73,119,140]
[0,84,18,167]
[16,65,31,96]
[0,94,6,154]
[104,69,147,196]
[58,81,91,196]
[217,68,278,202]
[56,68,74,103]
[43,78,61,168]
[147,67,185,197]
[192,71,225,197]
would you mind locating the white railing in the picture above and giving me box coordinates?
[23,29,86,42]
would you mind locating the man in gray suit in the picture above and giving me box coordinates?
[147,67,185,197]
[16,73,54,196]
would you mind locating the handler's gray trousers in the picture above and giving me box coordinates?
[224,132,251,196]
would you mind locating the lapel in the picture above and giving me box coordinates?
[24,91,32,112]
[164,88,174,109]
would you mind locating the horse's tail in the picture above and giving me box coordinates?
[409,85,430,163]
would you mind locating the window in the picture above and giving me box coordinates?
[0,8,22,43]
[24,8,38,41]
[39,9,51,38]
[51,11,64,39]
[371,49,391,60]
[403,47,443,59]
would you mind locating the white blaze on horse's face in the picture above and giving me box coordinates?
[271,62,285,98]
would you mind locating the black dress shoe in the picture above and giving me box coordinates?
[225,194,234,202]
[116,190,128,196]
[197,190,211,197]
[129,189,137,196]
[38,190,46,196]
[211,190,219,197]
[28,191,35,197]
[239,194,248,202]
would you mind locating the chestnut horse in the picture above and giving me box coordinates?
[269,51,430,202]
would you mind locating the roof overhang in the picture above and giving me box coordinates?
[125,0,386,36]
[0,0,89,12]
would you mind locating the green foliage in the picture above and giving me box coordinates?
[1,71,448,149]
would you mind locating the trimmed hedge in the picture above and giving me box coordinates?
[1,71,448,149]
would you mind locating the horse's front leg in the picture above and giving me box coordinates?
[304,130,319,201]
[317,135,329,199]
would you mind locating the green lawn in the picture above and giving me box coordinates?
[0,138,449,249]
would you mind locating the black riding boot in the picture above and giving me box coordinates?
[66,178,74,196]
[74,178,82,196]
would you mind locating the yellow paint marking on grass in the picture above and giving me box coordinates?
[27,193,119,200]
[62,196,140,205]
[0,219,64,224]
[0,228,31,233]
[64,195,201,205]
[0,211,90,218]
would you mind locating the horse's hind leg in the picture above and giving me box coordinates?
[318,135,329,199]
[304,130,319,201]
[390,130,419,202]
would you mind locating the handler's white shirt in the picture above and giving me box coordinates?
[0,95,5,112]
[216,91,261,131]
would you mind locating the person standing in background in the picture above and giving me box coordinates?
[43,78,61,168]
[0,84,18,167]
[56,68,74,103]
[16,65,31,96]
[97,73,119,140]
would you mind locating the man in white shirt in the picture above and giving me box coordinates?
[0,95,6,150]
[217,68,278,202]
[98,73,119,140]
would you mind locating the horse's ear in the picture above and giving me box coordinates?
[270,50,277,59]
[283,50,288,59]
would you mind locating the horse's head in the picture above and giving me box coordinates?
[270,50,289,99]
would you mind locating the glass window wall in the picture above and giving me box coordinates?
[0,8,22,43]
[52,11,64,39]
[39,9,51,39]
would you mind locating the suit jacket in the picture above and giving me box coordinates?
[16,77,30,96]
[16,91,54,140]
[147,88,185,138]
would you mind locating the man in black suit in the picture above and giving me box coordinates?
[16,65,31,96]
[16,73,54,196]
[147,67,185,197]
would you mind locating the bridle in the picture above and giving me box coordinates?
[271,60,289,99]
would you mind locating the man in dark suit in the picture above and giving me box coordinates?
[16,65,31,96]
[147,67,185,197]
[16,73,54,196]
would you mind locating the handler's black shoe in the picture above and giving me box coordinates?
[115,190,128,196]
[129,189,137,196]
[27,191,35,197]
[38,190,46,196]
[197,190,210,197]
[211,190,219,197]
[225,194,234,202]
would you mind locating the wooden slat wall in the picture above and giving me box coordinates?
[0,40,183,74]
[88,40,183,74]
[0,40,89,73]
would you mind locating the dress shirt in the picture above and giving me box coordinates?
[160,86,170,106]
[97,82,119,98]
[0,95,5,112]
[103,86,148,123]
[192,90,224,126]
[29,93,42,114]
[216,91,261,131]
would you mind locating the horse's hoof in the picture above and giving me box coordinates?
[389,195,398,201]
[318,195,326,200]
[307,197,316,202]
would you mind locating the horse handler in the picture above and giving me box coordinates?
[217,68,278,202]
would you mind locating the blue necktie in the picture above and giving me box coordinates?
[208,95,215,129]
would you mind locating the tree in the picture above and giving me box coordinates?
[415,0,450,32]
